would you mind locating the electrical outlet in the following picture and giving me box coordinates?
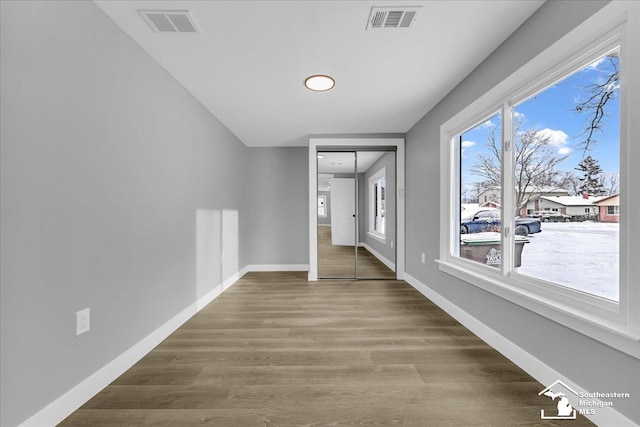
[76,308,90,336]
[421,253,426,264]
[390,241,394,249]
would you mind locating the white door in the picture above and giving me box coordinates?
[330,178,356,246]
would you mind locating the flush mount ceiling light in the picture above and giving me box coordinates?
[305,75,335,92]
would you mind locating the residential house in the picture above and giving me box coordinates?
[478,186,569,212]
[524,194,603,219]
[596,194,620,223]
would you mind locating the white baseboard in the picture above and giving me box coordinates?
[403,272,637,427]
[246,264,309,272]
[18,266,250,427]
[359,242,395,271]
[18,264,308,427]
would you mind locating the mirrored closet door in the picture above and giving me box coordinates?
[317,149,396,280]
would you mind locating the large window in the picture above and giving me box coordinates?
[369,168,386,239]
[457,48,621,301]
[512,48,620,301]
[318,196,327,217]
[438,3,639,356]
[459,112,502,268]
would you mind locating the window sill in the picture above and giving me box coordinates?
[367,231,386,244]
[436,258,640,359]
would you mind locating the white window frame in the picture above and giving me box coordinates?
[438,2,640,358]
[318,195,327,217]
[368,167,386,242]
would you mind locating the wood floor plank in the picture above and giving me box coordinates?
[58,272,594,426]
[155,336,488,352]
[317,225,396,279]
[81,385,231,409]
[415,362,535,383]
[192,364,424,386]
[112,364,205,386]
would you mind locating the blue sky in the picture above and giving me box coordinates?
[460,49,620,194]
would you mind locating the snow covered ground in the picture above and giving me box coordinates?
[516,222,619,301]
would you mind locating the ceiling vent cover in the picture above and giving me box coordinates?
[366,6,422,30]
[138,10,200,34]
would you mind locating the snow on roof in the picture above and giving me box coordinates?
[461,203,480,212]
[529,187,570,194]
[595,194,619,205]
[479,186,568,194]
[539,195,606,206]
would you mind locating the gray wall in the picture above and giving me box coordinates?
[0,2,253,426]
[361,152,395,264]
[405,0,639,423]
[245,147,309,265]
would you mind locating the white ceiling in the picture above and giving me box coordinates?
[95,0,545,147]
[317,151,386,191]
[317,151,385,174]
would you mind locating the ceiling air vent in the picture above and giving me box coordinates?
[138,10,200,34]
[366,6,422,30]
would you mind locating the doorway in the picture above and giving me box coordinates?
[316,149,397,280]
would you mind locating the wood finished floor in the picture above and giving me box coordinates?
[60,272,594,426]
[317,225,396,279]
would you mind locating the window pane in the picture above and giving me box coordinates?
[512,48,620,301]
[458,112,503,268]
[378,177,386,234]
[318,196,327,217]
[371,174,386,236]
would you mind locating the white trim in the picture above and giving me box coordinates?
[221,265,249,292]
[17,263,312,427]
[439,1,640,356]
[366,231,386,244]
[308,137,405,281]
[359,242,395,271]
[403,272,638,427]
[309,145,319,280]
[18,263,314,427]
[437,259,640,358]
[18,265,250,427]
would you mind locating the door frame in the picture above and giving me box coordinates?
[308,137,405,281]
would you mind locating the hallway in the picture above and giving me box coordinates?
[317,225,396,279]
[60,272,593,426]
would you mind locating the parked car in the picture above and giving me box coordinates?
[532,210,572,222]
[460,207,541,236]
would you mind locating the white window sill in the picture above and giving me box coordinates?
[436,258,640,359]
[367,231,386,244]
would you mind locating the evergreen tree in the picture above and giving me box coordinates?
[575,155,605,196]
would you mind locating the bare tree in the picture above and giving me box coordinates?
[471,124,569,213]
[598,172,619,196]
[554,171,581,196]
[575,52,619,152]
[469,181,491,203]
